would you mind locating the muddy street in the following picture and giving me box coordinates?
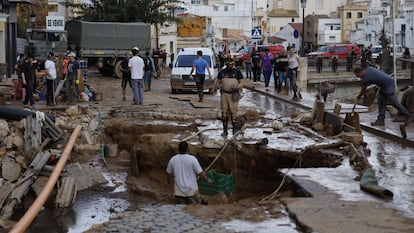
[1,70,414,233]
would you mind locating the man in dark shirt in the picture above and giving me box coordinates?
[21,56,35,108]
[218,58,244,136]
[251,48,262,83]
[66,52,80,103]
[273,49,288,93]
[120,52,132,101]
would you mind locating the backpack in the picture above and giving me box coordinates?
[144,57,152,71]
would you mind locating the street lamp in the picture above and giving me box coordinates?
[301,0,307,57]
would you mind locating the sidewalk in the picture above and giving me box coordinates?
[242,78,414,142]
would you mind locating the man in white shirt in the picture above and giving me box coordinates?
[166,141,212,204]
[44,52,57,106]
[128,47,145,105]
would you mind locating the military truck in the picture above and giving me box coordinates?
[26,29,68,68]
[65,21,152,78]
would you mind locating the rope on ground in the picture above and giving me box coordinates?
[89,104,107,167]
[259,136,343,202]
[259,152,303,203]
[99,109,107,167]
[180,127,221,142]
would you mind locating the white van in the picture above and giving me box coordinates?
[170,47,219,94]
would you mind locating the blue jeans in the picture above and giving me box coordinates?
[263,70,272,88]
[144,70,152,89]
[245,63,252,79]
[131,79,144,104]
[288,68,298,95]
[377,88,409,121]
[278,71,288,90]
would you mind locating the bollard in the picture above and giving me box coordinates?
[346,56,353,72]
[332,57,338,72]
[316,57,322,73]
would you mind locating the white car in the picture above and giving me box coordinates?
[371,45,403,60]
[371,45,382,60]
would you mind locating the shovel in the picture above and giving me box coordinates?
[344,98,361,132]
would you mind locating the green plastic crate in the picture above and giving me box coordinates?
[200,170,234,195]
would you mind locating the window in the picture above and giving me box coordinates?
[346,12,351,18]
[357,12,363,18]
[175,55,211,67]
[191,0,201,4]
[224,6,228,11]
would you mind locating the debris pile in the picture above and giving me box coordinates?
[0,105,107,229]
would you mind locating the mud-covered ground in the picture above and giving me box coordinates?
[2,69,414,233]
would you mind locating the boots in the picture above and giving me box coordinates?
[232,121,239,135]
[144,84,148,92]
[148,83,151,91]
[221,121,228,137]
[292,92,298,101]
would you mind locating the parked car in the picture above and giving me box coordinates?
[257,44,285,57]
[371,44,403,60]
[389,45,404,58]
[230,45,255,67]
[308,44,361,60]
[371,45,382,60]
[170,47,219,94]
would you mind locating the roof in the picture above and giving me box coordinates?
[268,9,299,18]
[268,36,286,44]
[289,23,302,33]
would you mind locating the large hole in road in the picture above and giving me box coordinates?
[103,115,343,204]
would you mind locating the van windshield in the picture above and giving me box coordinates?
[175,55,211,67]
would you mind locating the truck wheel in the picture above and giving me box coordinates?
[99,67,114,77]
[114,60,123,79]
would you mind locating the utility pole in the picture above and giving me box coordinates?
[301,0,307,57]
[392,0,397,89]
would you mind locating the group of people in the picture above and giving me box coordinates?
[120,47,157,105]
[244,46,302,101]
[14,51,83,107]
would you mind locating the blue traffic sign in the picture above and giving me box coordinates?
[251,29,262,40]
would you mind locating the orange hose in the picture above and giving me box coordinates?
[10,125,82,233]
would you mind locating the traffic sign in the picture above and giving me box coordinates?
[251,28,262,40]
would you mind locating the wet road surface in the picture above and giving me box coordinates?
[15,77,414,232]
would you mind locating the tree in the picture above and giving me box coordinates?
[65,0,183,25]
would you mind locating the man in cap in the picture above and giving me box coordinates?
[128,47,145,105]
[45,52,57,105]
[66,52,79,103]
[217,58,244,136]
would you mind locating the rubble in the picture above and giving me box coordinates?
[0,105,106,229]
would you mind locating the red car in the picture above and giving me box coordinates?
[230,45,255,66]
[257,44,285,57]
[308,44,361,60]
